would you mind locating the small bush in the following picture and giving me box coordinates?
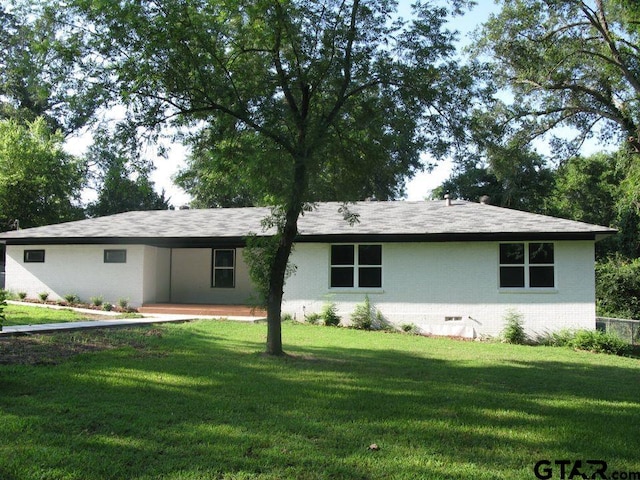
[38,291,50,303]
[17,291,27,300]
[90,296,103,307]
[281,312,294,323]
[117,298,129,309]
[321,302,341,326]
[351,296,392,331]
[304,312,321,325]
[537,329,574,347]
[538,329,630,356]
[501,309,528,345]
[102,302,113,312]
[64,293,79,304]
[569,330,630,356]
[401,323,420,335]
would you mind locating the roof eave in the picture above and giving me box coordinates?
[1,230,615,247]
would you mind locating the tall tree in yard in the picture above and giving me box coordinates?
[475,0,640,155]
[53,0,478,354]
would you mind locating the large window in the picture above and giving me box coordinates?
[212,249,235,288]
[499,242,555,288]
[24,249,45,263]
[330,244,382,288]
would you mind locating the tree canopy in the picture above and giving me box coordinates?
[0,3,100,135]
[47,0,479,354]
[474,0,640,155]
[0,117,85,230]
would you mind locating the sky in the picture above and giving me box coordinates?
[66,1,500,207]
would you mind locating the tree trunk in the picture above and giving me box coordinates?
[264,160,307,355]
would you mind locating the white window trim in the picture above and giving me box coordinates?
[498,242,557,292]
[212,248,236,289]
[329,244,383,291]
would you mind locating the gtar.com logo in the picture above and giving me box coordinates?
[534,460,640,480]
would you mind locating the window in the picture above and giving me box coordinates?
[330,244,382,288]
[104,249,127,263]
[24,249,45,263]
[499,242,555,288]
[212,249,235,288]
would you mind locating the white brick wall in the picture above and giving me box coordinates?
[283,241,596,338]
[5,244,147,306]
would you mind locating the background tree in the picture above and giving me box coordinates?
[85,131,170,217]
[0,3,99,135]
[56,0,479,355]
[474,0,640,155]
[86,157,170,217]
[0,117,85,230]
[432,144,554,213]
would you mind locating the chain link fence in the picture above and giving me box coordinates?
[596,317,640,345]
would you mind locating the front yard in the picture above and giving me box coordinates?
[1,320,639,479]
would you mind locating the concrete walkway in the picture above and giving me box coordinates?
[1,302,265,336]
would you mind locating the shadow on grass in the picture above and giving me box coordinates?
[1,321,639,480]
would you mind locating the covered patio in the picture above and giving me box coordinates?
[139,303,267,318]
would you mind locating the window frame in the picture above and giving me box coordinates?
[211,248,236,289]
[103,249,127,264]
[24,249,45,263]
[498,242,556,290]
[329,244,382,290]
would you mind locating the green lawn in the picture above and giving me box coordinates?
[3,304,91,326]
[1,320,639,480]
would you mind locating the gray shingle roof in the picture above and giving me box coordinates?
[0,200,616,245]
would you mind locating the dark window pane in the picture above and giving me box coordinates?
[529,243,554,264]
[104,249,126,263]
[359,267,382,287]
[358,245,381,266]
[530,266,554,287]
[214,269,234,288]
[24,250,45,263]
[500,266,525,287]
[215,250,235,267]
[331,245,354,265]
[331,267,354,287]
[500,244,524,264]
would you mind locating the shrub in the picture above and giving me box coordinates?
[569,330,630,356]
[537,329,574,347]
[117,298,129,309]
[304,312,321,325]
[102,302,113,312]
[501,309,528,345]
[64,293,79,304]
[321,302,341,326]
[90,296,103,307]
[17,291,27,300]
[281,312,294,323]
[350,296,392,331]
[401,323,420,335]
[38,291,50,303]
[537,329,630,356]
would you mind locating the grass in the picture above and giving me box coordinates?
[1,320,639,479]
[3,304,91,326]
[3,304,141,326]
